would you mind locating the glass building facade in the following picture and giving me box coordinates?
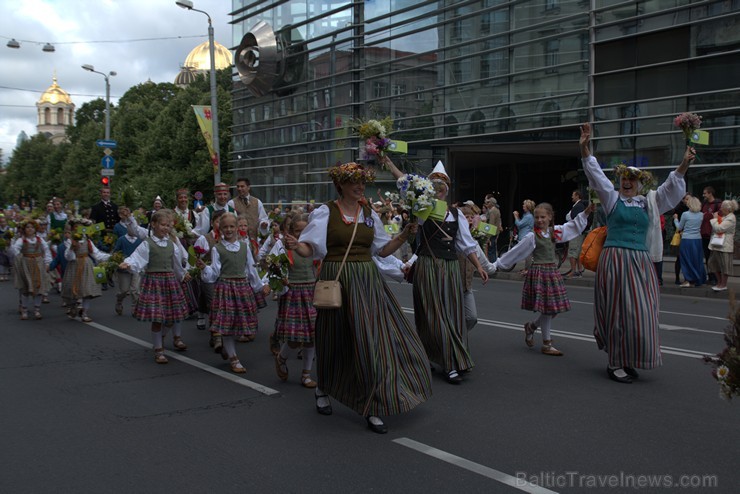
[228,0,740,229]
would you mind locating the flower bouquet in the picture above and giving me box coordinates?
[674,112,703,160]
[103,233,118,250]
[174,216,196,239]
[353,116,394,164]
[704,302,740,401]
[396,173,438,219]
[265,252,289,292]
[48,228,64,245]
[99,251,124,280]
[133,209,148,227]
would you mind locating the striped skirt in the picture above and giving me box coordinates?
[593,247,662,369]
[133,272,189,324]
[209,278,258,336]
[275,282,316,343]
[316,260,432,416]
[521,263,571,315]
[14,255,49,296]
[181,277,200,315]
[413,255,473,372]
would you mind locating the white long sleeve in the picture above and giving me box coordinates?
[11,236,52,265]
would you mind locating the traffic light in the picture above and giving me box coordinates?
[101,176,111,187]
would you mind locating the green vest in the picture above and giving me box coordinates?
[325,202,373,262]
[532,229,557,264]
[604,200,648,251]
[215,242,248,279]
[146,237,174,273]
[289,251,315,283]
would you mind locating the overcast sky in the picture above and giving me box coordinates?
[0,0,234,161]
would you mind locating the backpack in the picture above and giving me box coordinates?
[579,226,607,272]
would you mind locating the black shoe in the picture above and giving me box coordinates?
[446,370,463,384]
[623,367,640,380]
[366,416,388,434]
[196,320,206,331]
[101,283,108,291]
[315,393,332,415]
[607,367,633,384]
[108,279,115,288]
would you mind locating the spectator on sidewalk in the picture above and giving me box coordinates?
[701,187,722,285]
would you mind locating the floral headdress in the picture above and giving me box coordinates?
[614,164,656,192]
[19,218,41,232]
[328,162,376,185]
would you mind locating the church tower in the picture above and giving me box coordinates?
[37,74,75,143]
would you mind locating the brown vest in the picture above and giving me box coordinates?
[233,196,260,241]
[325,202,374,262]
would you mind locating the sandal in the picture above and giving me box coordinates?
[275,354,288,381]
[80,313,92,323]
[154,348,168,364]
[524,322,537,348]
[229,356,246,374]
[301,371,317,388]
[42,296,50,304]
[541,339,563,356]
[20,310,29,320]
[173,336,188,351]
[34,308,42,320]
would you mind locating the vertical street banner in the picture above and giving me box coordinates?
[192,105,220,174]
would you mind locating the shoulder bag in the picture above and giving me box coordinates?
[579,226,607,272]
[313,205,360,309]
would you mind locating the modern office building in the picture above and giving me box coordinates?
[228,0,739,222]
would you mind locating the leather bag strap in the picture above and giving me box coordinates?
[334,205,361,282]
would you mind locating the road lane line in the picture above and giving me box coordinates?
[401,308,713,359]
[85,321,280,396]
[393,437,558,494]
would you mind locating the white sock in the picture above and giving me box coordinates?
[151,330,163,349]
[33,294,42,307]
[278,343,296,361]
[173,321,182,338]
[222,335,237,358]
[197,312,205,325]
[539,315,553,340]
[301,346,316,371]
[22,295,31,309]
[315,387,330,407]
[82,299,90,311]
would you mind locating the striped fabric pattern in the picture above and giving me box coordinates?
[521,263,571,314]
[275,281,316,343]
[413,255,473,372]
[210,278,258,336]
[316,260,432,416]
[180,278,200,315]
[593,247,662,369]
[133,272,189,324]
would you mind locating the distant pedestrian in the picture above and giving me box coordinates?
[708,200,738,292]
[564,190,588,277]
[701,186,722,285]
[673,196,705,287]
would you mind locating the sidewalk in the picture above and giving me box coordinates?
[491,256,740,299]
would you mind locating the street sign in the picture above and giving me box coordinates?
[103,148,113,156]
[100,168,115,177]
[101,156,115,169]
[96,139,118,148]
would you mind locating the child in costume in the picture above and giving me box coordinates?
[119,210,191,364]
[112,221,143,316]
[197,213,270,374]
[193,209,226,352]
[62,219,111,322]
[10,219,52,320]
[493,202,593,355]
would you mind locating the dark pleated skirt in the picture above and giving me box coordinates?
[316,260,432,416]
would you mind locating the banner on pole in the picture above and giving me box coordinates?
[192,105,220,174]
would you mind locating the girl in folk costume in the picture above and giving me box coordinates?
[236,215,266,341]
[493,202,593,355]
[119,210,191,364]
[193,209,226,352]
[384,157,489,385]
[10,219,52,320]
[61,219,111,322]
[112,220,143,316]
[197,213,270,374]
[267,213,319,388]
[48,197,68,233]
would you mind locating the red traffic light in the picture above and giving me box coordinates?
[101,176,111,186]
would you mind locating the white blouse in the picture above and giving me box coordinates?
[298,204,392,260]
[200,239,264,293]
[63,237,110,264]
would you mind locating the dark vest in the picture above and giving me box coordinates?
[325,202,374,262]
[419,208,459,260]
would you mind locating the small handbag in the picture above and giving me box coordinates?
[313,206,360,309]
[670,231,681,247]
[710,232,725,247]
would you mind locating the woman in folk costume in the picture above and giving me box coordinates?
[384,157,489,384]
[285,162,432,434]
[10,219,52,320]
[61,219,111,322]
[580,123,694,383]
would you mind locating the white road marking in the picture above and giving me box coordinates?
[85,321,280,396]
[400,308,714,359]
[393,437,558,494]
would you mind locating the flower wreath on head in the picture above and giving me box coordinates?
[328,162,376,185]
[614,164,656,193]
[18,218,41,232]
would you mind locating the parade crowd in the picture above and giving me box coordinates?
[2,123,724,433]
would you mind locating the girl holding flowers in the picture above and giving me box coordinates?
[10,219,52,320]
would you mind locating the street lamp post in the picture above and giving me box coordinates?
[176,0,221,185]
[81,64,116,140]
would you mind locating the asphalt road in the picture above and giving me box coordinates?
[0,276,737,493]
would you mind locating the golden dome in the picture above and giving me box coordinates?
[39,76,73,105]
[183,40,232,71]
